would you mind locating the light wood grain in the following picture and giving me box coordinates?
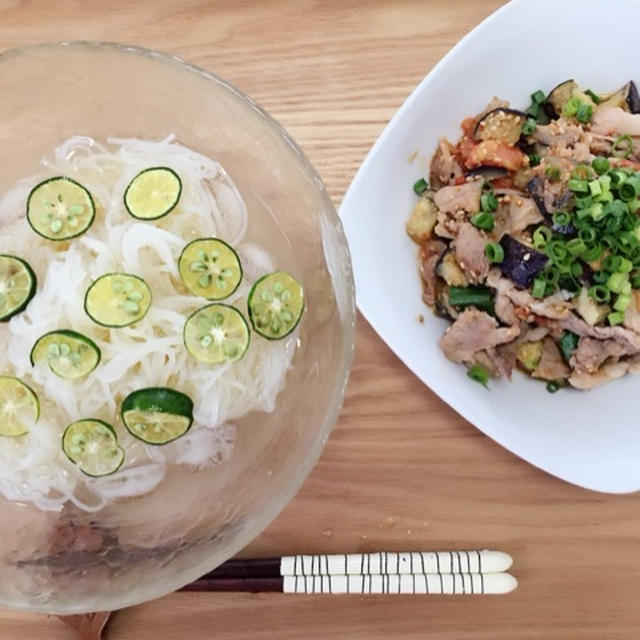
[2,0,640,638]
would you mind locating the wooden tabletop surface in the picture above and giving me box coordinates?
[2,1,640,638]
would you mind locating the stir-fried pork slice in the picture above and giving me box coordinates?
[532,337,570,381]
[453,223,490,283]
[569,361,630,390]
[486,269,572,320]
[531,119,583,146]
[419,239,447,306]
[433,181,482,214]
[430,138,463,189]
[555,312,640,350]
[439,308,520,363]
[494,189,543,237]
[570,337,635,374]
[591,106,640,137]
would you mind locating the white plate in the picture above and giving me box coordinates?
[340,0,640,493]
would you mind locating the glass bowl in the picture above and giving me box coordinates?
[0,42,355,614]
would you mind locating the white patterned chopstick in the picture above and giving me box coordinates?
[280,550,512,576]
[283,572,517,595]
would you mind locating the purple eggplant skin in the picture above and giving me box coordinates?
[525,177,575,235]
[465,166,509,181]
[473,108,527,145]
[628,81,640,114]
[498,235,549,288]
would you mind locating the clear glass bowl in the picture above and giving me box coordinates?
[0,42,355,614]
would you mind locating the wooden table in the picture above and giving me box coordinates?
[1,1,640,638]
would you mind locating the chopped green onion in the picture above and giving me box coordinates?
[593,270,608,284]
[533,226,552,249]
[588,284,611,303]
[467,364,490,388]
[618,257,633,273]
[578,227,597,243]
[545,165,561,181]
[532,277,547,299]
[596,190,614,204]
[622,281,632,295]
[413,178,428,195]
[522,118,537,135]
[449,286,494,311]
[608,272,628,293]
[614,293,631,312]
[570,261,583,278]
[480,191,498,212]
[566,238,586,256]
[484,242,504,263]
[528,153,541,167]
[588,179,602,197]
[592,157,610,175]
[546,380,562,393]
[568,178,589,193]
[632,274,640,288]
[552,211,572,228]
[562,96,581,117]
[609,168,629,187]
[620,176,640,201]
[547,240,569,265]
[470,211,494,231]
[531,90,546,104]
[526,104,540,119]
[576,102,593,123]
[481,181,493,193]
[629,199,640,214]
[612,134,633,159]
[608,311,625,325]
[585,89,602,104]
[582,245,604,262]
[573,164,593,181]
[558,331,579,362]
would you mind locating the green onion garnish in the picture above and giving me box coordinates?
[608,311,625,325]
[608,272,628,293]
[532,277,547,299]
[467,364,490,388]
[528,153,541,167]
[568,178,589,193]
[558,331,579,362]
[588,284,611,303]
[526,103,540,119]
[533,226,552,250]
[470,211,494,231]
[484,242,504,264]
[614,293,631,312]
[566,238,586,256]
[562,96,581,118]
[546,380,562,393]
[576,102,593,124]
[480,190,498,213]
[592,157,610,175]
[585,89,602,104]
[413,177,428,195]
[612,135,633,159]
[545,165,561,181]
[522,118,537,136]
[531,90,546,104]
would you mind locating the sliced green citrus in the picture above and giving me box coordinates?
[248,271,304,340]
[27,177,96,241]
[30,330,101,380]
[62,419,124,477]
[124,167,182,220]
[0,255,37,322]
[178,238,243,300]
[121,387,193,445]
[0,376,39,437]
[85,273,152,328]
[183,303,250,364]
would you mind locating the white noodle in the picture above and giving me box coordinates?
[0,137,295,512]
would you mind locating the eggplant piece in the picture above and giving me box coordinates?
[473,108,527,145]
[525,177,574,235]
[599,80,640,114]
[464,166,509,182]
[545,79,578,119]
[436,251,469,287]
[498,235,548,288]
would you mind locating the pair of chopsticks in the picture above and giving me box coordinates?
[181,550,517,595]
